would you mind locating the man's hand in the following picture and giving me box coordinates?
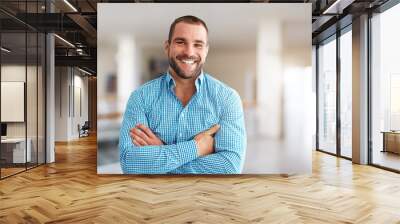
[130,124,164,146]
[194,124,220,157]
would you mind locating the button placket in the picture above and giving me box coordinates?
[177,109,186,141]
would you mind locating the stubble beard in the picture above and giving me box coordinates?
[168,55,203,80]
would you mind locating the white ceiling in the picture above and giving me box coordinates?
[98,3,311,50]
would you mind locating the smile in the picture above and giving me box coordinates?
[180,59,196,64]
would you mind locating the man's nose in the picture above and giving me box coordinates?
[183,44,195,57]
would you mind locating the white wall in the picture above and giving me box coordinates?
[55,66,68,141]
[1,65,26,141]
[98,39,142,116]
[140,46,165,82]
[54,67,89,141]
[1,65,37,138]
[1,64,46,163]
[71,74,89,138]
[205,48,256,103]
[97,43,117,100]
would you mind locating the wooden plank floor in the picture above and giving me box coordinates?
[1,135,400,224]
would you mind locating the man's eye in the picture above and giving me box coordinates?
[176,41,184,45]
[195,44,203,48]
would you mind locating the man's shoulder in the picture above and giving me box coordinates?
[135,74,165,94]
[128,74,166,105]
[204,73,240,100]
[204,73,243,114]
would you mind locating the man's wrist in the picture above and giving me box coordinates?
[176,140,199,163]
[194,138,202,156]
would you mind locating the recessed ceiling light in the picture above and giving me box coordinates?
[78,67,93,76]
[322,0,354,15]
[54,34,75,48]
[63,0,78,12]
[1,47,11,53]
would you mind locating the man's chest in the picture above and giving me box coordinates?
[146,100,220,144]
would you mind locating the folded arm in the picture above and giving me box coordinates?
[169,90,247,174]
[119,91,199,174]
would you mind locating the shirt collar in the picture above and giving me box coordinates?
[165,70,205,92]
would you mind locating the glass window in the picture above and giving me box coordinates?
[340,28,352,158]
[1,31,28,178]
[318,36,337,155]
[371,3,400,171]
[27,31,38,169]
[0,2,46,179]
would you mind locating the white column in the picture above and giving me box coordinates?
[352,14,369,164]
[46,32,55,163]
[256,20,283,139]
[116,36,141,113]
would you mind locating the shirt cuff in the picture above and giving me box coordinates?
[176,140,198,164]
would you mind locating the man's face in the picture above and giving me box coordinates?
[164,22,209,80]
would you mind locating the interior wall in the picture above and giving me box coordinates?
[54,66,69,141]
[1,65,38,139]
[97,43,117,100]
[54,67,89,141]
[205,48,257,104]
[72,73,89,137]
[140,46,164,82]
[282,47,312,67]
[1,63,46,167]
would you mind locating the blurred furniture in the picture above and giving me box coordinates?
[97,115,121,144]
[1,138,31,165]
[381,131,400,154]
[78,121,90,138]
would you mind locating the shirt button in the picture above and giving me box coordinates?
[179,133,183,137]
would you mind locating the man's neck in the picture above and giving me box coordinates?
[169,68,197,88]
[169,68,198,106]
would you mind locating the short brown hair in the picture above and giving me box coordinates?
[168,15,208,44]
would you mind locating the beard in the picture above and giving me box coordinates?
[168,54,203,80]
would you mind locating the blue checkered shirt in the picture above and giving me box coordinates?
[119,71,246,174]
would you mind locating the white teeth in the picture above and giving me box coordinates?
[181,59,195,64]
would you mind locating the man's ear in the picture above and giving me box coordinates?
[163,40,169,55]
[204,42,210,57]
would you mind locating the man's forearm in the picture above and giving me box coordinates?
[168,150,243,174]
[119,140,198,174]
[119,91,200,174]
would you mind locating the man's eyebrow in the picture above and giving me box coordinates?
[194,40,206,44]
[173,37,186,42]
[173,38,206,44]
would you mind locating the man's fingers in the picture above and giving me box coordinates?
[130,132,141,146]
[131,128,150,142]
[132,139,140,146]
[135,136,148,146]
[137,124,157,138]
[204,124,220,136]
[130,132,148,146]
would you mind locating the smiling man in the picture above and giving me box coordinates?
[119,15,246,174]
